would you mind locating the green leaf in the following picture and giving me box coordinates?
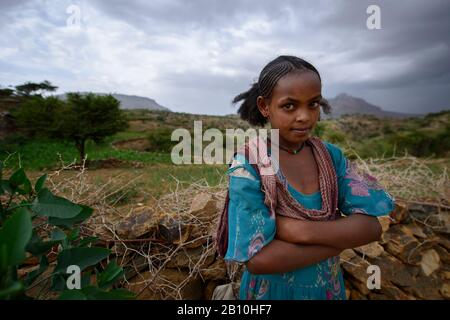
[97,261,123,289]
[55,247,110,274]
[58,289,87,300]
[34,174,47,193]
[51,227,69,249]
[51,228,67,241]
[17,178,32,195]
[32,188,82,218]
[24,256,49,287]
[48,205,93,227]
[1,180,13,194]
[78,236,99,247]
[0,208,32,270]
[9,168,27,188]
[77,286,135,300]
[23,179,32,194]
[93,288,135,300]
[58,286,135,300]
[26,231,60,256]
[0,163,3,195]
[51,274,66,291]
[67,227,80,242]
[0,281,24,299]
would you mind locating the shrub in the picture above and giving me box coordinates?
[0,164,135,300]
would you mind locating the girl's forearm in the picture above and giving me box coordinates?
[245,239,342,275]
[290,214,382,250]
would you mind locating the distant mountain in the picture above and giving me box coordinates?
[56,92,171,111]
[325,93,417,118]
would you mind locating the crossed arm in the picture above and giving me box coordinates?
[245,213,382,275]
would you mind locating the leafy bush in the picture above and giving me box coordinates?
[0,164,135,300]
[146,127,177,153]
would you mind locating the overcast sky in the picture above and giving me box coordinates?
[1,0,449,115]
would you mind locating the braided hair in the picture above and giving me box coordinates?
[232,55,331,126]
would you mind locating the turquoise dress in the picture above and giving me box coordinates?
[224,141,395,300]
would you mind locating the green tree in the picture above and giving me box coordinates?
[12,96,65,137]
[14,80,57,97]
[12,92,129,163]
[59,93,129,162]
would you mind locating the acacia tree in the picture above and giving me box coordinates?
[59,93,129,162]
[14,80,57,97]
[13,92,128,163]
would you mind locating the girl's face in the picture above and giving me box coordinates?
[257,71,322,149]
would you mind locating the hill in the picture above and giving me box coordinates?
[56,93,170,111]
[326,93,418,119]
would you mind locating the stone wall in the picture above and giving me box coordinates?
[119,193,449,300]
[341,201,449,300]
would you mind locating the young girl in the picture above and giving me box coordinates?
[215,55,394,300]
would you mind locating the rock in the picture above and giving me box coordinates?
[374,282,415,300]
[354,242,384,259]
[403,275,444,300]
[433,246,450,264]
[189,193,218,223]
[157,216,191,244]
[440,283,450,299]
[166,246,215,269]
[350,277,371,295]
[419,249,441,276]
[123,255,150,280]
[377,216,392,233]
[350,290,367,300]
[92,225,114,244]
[204,280,220,300]
[110,243,128,255]
[383,225,422,264]
[440,271,450,281]
[126,269,204,300]
[389,201,409,224]
[200,259,227,281]
[437,238,450,251]
[184,225,209,249]
[340,249,357,262]
[407,224,427,239]
[116,208,158,239]
[370,253,417,288]
[341,255,371,289]
[345,287,351,300]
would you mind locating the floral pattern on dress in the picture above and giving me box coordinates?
[247,232,265,259]
[247,278,270,300]
[344,160,383,197]
[323,256,343,300]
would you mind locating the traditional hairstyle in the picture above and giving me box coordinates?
[232,55,331,126]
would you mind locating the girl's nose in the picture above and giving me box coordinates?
[295,109,310,122]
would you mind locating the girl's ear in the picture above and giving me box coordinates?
[256,96,269,118]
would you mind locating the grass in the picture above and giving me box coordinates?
[0,134,171,171]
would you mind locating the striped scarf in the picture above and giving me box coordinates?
[215,136,338,258]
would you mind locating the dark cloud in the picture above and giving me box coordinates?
[0,0,448,114]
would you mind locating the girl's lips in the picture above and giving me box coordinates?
[291,128,310,134]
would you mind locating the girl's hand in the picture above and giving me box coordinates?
[275,215,310,243]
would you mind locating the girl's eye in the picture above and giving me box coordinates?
[310,101,320,109]
[282,103,295,110]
